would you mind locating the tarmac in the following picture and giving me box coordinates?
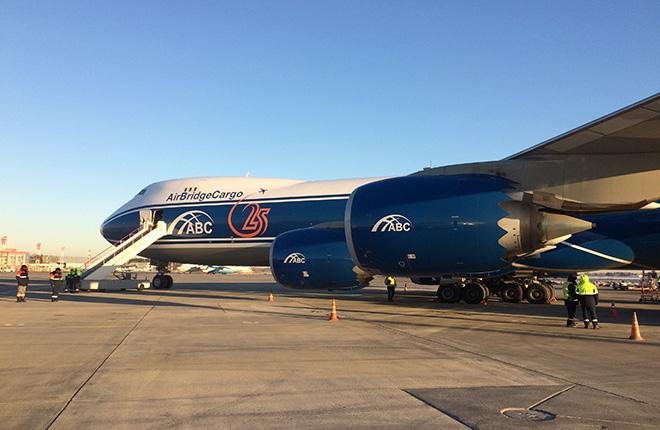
[1,272,660,430]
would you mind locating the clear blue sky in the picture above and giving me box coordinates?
[1,1,659,256]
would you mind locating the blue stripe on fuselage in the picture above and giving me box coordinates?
[101,196,349,244]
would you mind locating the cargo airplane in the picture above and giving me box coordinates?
[101,92,660,304]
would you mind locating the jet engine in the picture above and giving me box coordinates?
[270,226,372,290]
[345,175,592,276]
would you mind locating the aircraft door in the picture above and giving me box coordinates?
[139,209,163,227]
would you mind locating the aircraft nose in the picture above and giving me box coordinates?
[100,211,141,244]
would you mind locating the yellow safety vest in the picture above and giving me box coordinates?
[562,281,576,300]
[385,276,396,287]
[576,278,598,295]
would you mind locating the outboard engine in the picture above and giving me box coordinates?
[270,226,372,290]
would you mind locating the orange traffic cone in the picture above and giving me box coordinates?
[629,312,643,341]
[610,302,617,318]
[329,299,339,321]
[268,290,274,303]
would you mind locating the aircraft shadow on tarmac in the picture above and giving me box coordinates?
[2,277,660,334]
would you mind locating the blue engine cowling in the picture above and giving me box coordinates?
[270,226,372,290]
[345,174,517,277]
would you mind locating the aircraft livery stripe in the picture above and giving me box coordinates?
[561,242,633,264]
[149,243,271,249]
[105,193,351,224]
[156,238,275,243]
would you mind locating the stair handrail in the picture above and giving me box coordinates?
[81,224,149,271]
[81,221,167,279]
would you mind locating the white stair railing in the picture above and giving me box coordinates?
[82,221,168,281]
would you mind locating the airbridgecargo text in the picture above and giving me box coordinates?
[166,187,244,202]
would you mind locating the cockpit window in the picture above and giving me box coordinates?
[137,188,147,196]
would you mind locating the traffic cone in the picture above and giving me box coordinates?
[629,312,644,341]
[610,302,617,318]
[329,299,339,321]
[267,290,274,303]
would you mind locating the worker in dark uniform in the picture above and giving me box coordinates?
[15,264,29,302]
[49,267,63,302]
[385,275,397,302]
[562,273,578,327]
[576,274,599,329]
[73,267,82,292]
[65,268,74,292]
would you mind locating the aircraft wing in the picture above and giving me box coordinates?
[506,92,660,160]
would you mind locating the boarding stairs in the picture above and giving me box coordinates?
[81,220,167,282]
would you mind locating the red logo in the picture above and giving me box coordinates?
[228,200,271,238]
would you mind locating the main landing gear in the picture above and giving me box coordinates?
[152,262,173,289]
[435,276,555,305]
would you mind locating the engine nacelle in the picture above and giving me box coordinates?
[270,227,372,290]
[345,175,592,277]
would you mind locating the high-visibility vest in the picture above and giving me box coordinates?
[576,276,598,295]
[385,276,396,287]
[562,281,576,300]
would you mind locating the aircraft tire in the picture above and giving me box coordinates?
[163,275,173,289]
[437,284,461,303]
[462,281,487,304]
[526,281,547,304]
[501,282,523,303]
[152,275,163,289]
[541,283,555,303]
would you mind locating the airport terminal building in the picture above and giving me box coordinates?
[0,237,29,270]
[0,247,29,270]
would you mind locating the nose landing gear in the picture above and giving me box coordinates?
[152,262,173,289]
[152,274,173,289]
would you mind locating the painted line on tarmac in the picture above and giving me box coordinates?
[45,297,163,429]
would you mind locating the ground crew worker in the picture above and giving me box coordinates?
[65,268,74,292]
[49,267,64,302]
[385,275,397,302]
[15,264,29,302]
[73,267,82,292]
[576,274,599,329]
[562,273,578,327]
